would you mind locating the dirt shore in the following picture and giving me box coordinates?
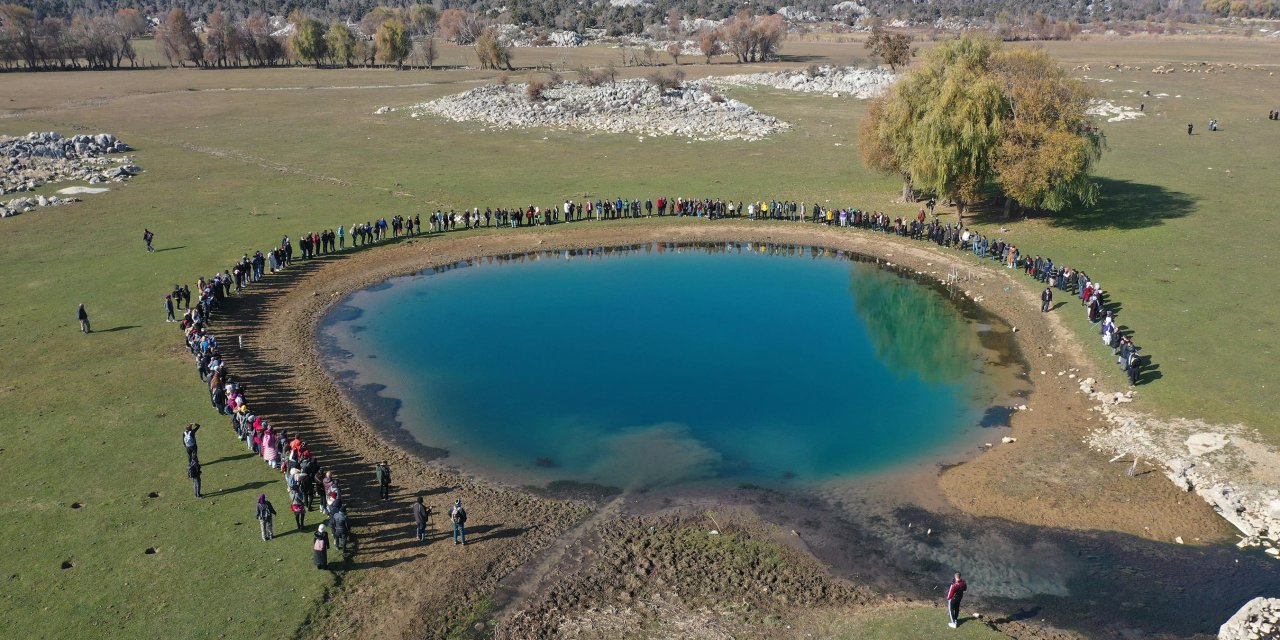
[221,219,1230,638]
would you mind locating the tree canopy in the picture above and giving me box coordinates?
[859,35,1103,218]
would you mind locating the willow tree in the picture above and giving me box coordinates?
[990,47,1104,215]
[289,16,328,67]
[375,19,409,68]
[325,21,356,67]
[859,35,1103,221]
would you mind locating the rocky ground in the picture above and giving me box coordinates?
[709,66,898,98]
[399,79,790,141]
[1219,597,1280,640]
[1,131,140,218]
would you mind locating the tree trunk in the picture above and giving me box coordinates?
[901,175,913,202]
[956,200,967,225]
[1004,197,1014,218]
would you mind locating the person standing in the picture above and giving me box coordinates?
[375,461,391,499]
[313,524,330,570]
[449,499,467,545]
[1187,123,1193,135]
[412,496,431,542]
[330,508,349,552]
[77,303,91,334]
[183,423,200,462]
[291,486,306,530]
[1127,348,1142,387]
[1041,286,1053,313]
[188,457,202,499]
[946,572,967,628]
[165,294,176,322]
[143,228,155,252]
[256,493,277,541]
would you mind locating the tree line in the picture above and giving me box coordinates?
[859,35,1104,220]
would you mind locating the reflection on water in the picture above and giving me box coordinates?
[849,266,977,385]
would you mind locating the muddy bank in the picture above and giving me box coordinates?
[235,219,1240,638]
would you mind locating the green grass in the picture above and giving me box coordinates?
[823,605,1009,639]
[1,38,1278,638]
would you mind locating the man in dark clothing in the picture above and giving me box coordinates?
[330,509,350,551]
[946,572,967,628]
[1127,349,1142,386]
[449,499,467,545]
[77,304,91,333]
[1041,287,1053,313]
[412,497,431,542]
[143,228,155,252]
[188,458,202,498]
[375,461,391,499]
[1187,123,1193,135]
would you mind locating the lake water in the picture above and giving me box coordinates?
[320,242,1003,489]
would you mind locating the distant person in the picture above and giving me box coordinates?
[313,524,330,570]
[1041,286,1053,313]
[143,228,155,252]
[412,496,431,542]
[256,493,277,541]
[1187,123,1193,135]
[1127,348,1142,386]
[291,486,306,530]
[183,423,200,461]
[1139,103,1144,112]
[946,572,967,628]
[449,499,467,546]
[77,303,91,334]
[165,294,175,322]
[188,457,202,499]
[374,461,391,499]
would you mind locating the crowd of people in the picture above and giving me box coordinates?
[160,191,1148,571]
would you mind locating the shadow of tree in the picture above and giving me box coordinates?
[967,178,1195,231]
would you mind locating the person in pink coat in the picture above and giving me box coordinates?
[262,429,279,469]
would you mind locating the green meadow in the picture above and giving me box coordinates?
[0,37,1277,638]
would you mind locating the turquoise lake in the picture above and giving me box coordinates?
[320,243,998,489]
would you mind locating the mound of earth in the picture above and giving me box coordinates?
[500,513,878,639]
[2,132,139,218]
[402,79,790,142]
[709,65,897,98]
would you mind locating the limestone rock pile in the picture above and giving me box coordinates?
[1219,597,1280,640]
[404,79,790,141]
[708,66,897,98]
[2,132,140,218]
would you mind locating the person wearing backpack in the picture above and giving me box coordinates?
[187,457,202,499]
[449,499,467,546]
[256,493,277,541]
[183,423,200,462]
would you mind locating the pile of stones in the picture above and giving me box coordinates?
[2,132,140,218]
[708,65,897,98]
[1219,597,1280,640]
[404,79,790,142]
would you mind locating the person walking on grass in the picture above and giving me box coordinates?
[449,499,467,546]
[291,487,306,530]
[165,294,176,322]
[412,496,432,542]
[256,493,277,541]
[77,303,91,334]
[183,423,200,462]
[374,461,391,499]
[1041,286,1053,313]
[313,524,330,570]
[946,572,967,628]
[143,228,155,252]
[188,457,202,499]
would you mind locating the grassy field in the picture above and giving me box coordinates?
[1,37,1278,638]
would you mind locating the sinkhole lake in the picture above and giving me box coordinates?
[320,243,1009,489]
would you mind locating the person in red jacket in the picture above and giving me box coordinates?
[946,572,967,628]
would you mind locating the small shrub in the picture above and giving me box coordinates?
[496,72,509,87]
[526,80,547,102]
[547,70,563,87]
[805,63,820,79]
[710,92,725,103]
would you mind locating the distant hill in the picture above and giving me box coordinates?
[17,0,1210,27]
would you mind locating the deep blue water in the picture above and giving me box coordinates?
[321,243,991,489]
